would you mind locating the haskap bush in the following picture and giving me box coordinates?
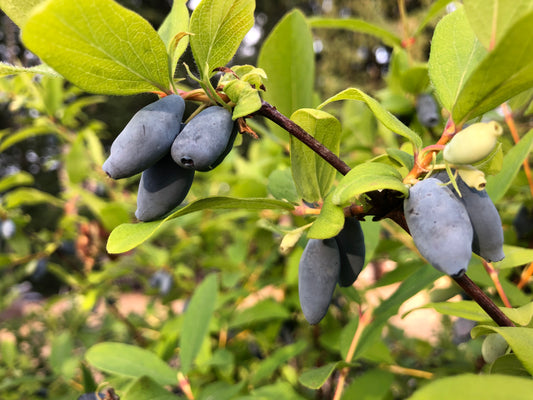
[434,170,505,262]
[404,178,473,276]
[103,94,185,179]
[171,106,237,171]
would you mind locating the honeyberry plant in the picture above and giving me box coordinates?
[2,0,533,399]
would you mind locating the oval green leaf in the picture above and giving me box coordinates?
[332,162,407,206]
[408,374,533,400]
[85,342,178,386]
[180,274,218,375]
[22,0,171,95]
[189,0,254,76]
[290,108,341,202]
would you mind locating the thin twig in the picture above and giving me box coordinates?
[333,308,372,400]
[258,101,351,176]
[482,259,512,308]
[453,274,515,327]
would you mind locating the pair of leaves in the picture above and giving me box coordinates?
[9,0,254,95]
[429,5,533,124]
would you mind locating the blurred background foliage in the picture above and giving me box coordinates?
[0,1,532,399]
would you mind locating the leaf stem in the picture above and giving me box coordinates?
[482,259,512,308]
[452,274,515,327]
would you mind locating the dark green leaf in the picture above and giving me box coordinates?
[85,342,178,386]
[299,362,343,389]
[180,274,218,375]
[251,341,307,384]
[229,299,290,328]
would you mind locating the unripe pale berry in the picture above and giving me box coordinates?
[443,121,503,165]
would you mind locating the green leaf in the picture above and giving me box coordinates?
[251,341,307,384]
[107,197,293,254]
[85,342,178,386]
[452,10,533,123]
[471,326,533,375]
[122,376,177,400]
[464,0,533,49]
[3,188,64,208]
[22,0,171,95]
[229,299,290,328]
[0,125,56,152]
[414,0,453,35]
[486,129,533,202]
[307,194,345,239]
[407,374,533,400]
[354,266,442,361]
[299,361,351,390]
[342,369,395,400]
[258,9,315,140]
[318,88,422,148]
[307,17,401,48]
[490,354,531,377]
[267,169,299,203]
[0,171,34,192]
[0,0,44,27]
[332,162,408,206]
[50,332,76,379]
[158,0,190,78]
[65,134,91,184]
[189,0,254,77]
[428,6,487,115]
[0,62,60,77]
[180,274,218,375]
[290,108,341,202]
[496,245,533,270]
